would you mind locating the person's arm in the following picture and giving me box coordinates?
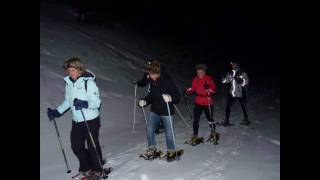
[240,72,249,87]
[222,73,233,84]
[207,76,216,95]
[137,73,149,87]
[57,84,71,114]
[86,80,101,109]
[186,78,196,95]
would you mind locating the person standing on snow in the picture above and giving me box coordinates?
[138,60,183,160]
[133,59,171,134]
[184,64,217,145]
[47,57,107,179]
[217,61,250,127]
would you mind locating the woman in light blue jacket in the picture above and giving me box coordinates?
[47,57,105,178]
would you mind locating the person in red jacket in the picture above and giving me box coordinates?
[184,64,217,144]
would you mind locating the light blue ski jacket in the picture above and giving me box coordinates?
[57,71,101,122]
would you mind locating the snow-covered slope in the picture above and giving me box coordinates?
[40,3,279,180]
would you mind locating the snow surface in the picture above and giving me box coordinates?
[40,3,279,180]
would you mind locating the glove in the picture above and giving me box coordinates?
[47,108,61,121]
[133,80,137,85]
[162,94,172,102]
[139,99,147,107]
[235,76,243,84]
[204,82,209,90]
[73,98,89,110]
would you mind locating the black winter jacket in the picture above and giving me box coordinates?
[143,75,180,116]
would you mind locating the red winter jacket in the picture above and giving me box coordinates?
[186,75,216,106]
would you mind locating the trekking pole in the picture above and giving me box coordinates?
[79,109,107,179]
[132,84,137,133]
[173,104,191,128]
[165,101,179,160]
[141,106,148,126]
[184,97,193,121]
[206,90,216,132]
[206,90,219,145]
[51,117,71,174]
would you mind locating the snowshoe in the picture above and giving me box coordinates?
[206,132,220,145]
[71,170,92,180]
[139,148,162,160]
[185,136,204,146]
[160,149,184,162]
[89,167,113,180]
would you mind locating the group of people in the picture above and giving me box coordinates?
[46,57,250,179]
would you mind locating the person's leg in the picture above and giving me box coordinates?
[240,89,249,119]
[86,117,103,171]
[71,121,91,172]
[161,115,176,151]
[224,94,235,124]
[193,105,202,136]
[147,112,160,149]
[239,99,249,118]
[204,104,215,133]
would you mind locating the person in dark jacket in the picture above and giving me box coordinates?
[134,60,170,133]
[138,60,181,158]
[218,61,250,126]
[184,64,217,143]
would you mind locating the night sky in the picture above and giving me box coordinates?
[42,0,283,84]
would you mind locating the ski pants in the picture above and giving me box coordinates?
[193,104,215,136]
[225,93,249,123]
[71,116,103,172]
[147,112,176,151]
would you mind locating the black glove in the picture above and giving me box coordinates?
[204,82,209,90]
[73,98,89,110]
[47,108,61,121]
[234,76,243,84]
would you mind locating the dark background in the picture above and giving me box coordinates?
[41,0,283,86]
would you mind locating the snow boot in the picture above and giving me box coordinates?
[206,132,220,145]
[139,147,162,160]
[161,149,184,162]
[89,167,113,180]
[72,170,92,180]
[185,135,204,146]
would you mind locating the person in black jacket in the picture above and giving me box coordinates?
[138,60,181,158]
[134,60,171,133]
[218,61,250,126]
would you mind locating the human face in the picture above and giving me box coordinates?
[196,69,206,79]
[230,62,239,70]
[149,73,160,81]
[67,67,81,80]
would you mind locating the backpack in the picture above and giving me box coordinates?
[84,79,102,111]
